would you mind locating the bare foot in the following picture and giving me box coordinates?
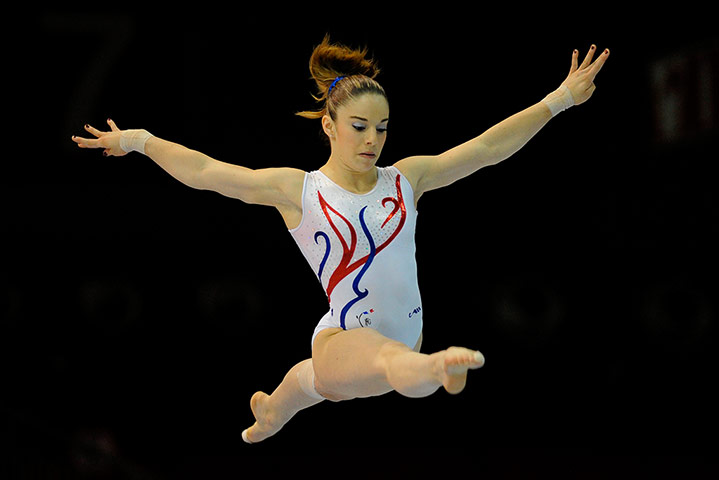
[242,391,281,444]
[441,347,485,394]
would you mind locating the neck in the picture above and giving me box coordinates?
[320,156,378,194]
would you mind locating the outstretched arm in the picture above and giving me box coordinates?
[395,45,610,199]
[71,120,304,211]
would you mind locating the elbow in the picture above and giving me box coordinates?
[184,153,218,190]
[187,163,210,191]
[474,139,507,164]
[469,142,506,170]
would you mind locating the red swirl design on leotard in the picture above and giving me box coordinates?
[318,174,407,303]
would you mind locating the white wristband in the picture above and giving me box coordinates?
[542,85,575,117]
[119,129,153,155]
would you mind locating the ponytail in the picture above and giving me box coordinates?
[296,35,386,120]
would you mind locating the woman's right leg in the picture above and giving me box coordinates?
[242,358,324,444]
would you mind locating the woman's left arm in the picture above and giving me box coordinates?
[395,45,610,199]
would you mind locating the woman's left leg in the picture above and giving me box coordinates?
[312,327,485,401]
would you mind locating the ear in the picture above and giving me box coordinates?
[321,115,335,140]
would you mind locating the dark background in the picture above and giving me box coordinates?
[3,5,718,478]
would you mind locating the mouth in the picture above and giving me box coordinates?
[359,152,377,160]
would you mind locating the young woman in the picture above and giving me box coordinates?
[72,36,609,444]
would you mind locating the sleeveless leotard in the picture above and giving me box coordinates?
[289,166,423,349]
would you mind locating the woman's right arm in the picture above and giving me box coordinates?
[72,120,305,212]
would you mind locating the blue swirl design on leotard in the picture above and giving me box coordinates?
[339,206,377,330]
[313,231,331,282]
[316,175,405,304]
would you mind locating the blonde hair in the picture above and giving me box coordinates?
[296,35,386,121]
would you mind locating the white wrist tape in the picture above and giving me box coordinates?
[542,85,575,117]
[119,129,153,155]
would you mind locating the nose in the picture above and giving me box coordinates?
[365,129,377,146]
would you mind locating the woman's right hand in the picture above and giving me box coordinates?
[71,118,126,156]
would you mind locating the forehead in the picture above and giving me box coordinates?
[337,94,389,121]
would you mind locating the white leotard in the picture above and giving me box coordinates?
[289,166,423,349]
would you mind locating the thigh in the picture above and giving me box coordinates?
[311,327,412,401]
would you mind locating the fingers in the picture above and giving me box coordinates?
[580,45,597,69]
[71,118,117,149]
[588,47,610,79]
[71,119,128,157]
[577,45,610,71]
[569,44,609,84]
[71,135,100,149]
[568,49,579,75]
[71,123,104,149]
[84,123,104,138]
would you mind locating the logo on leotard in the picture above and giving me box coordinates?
[408,306,422,318]
[356,309,374,327]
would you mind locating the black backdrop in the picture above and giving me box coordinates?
[3,6,719,478]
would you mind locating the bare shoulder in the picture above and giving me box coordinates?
[265,167,306,204]
[262,167,306,230]
[393,156,433,183]
[275,167,307,185]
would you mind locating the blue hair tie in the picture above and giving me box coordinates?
[328,76,345,95]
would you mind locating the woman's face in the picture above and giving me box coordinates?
[323,93,389,173]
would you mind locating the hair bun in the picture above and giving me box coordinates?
[308,35,380,95]
[297,35,385,120]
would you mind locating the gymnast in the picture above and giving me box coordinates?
[72,35,609,443]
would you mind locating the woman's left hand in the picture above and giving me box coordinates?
[562,45,610,106]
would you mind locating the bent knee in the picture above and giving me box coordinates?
[370,339,414,377]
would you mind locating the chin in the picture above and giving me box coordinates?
[356,155,380,170]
